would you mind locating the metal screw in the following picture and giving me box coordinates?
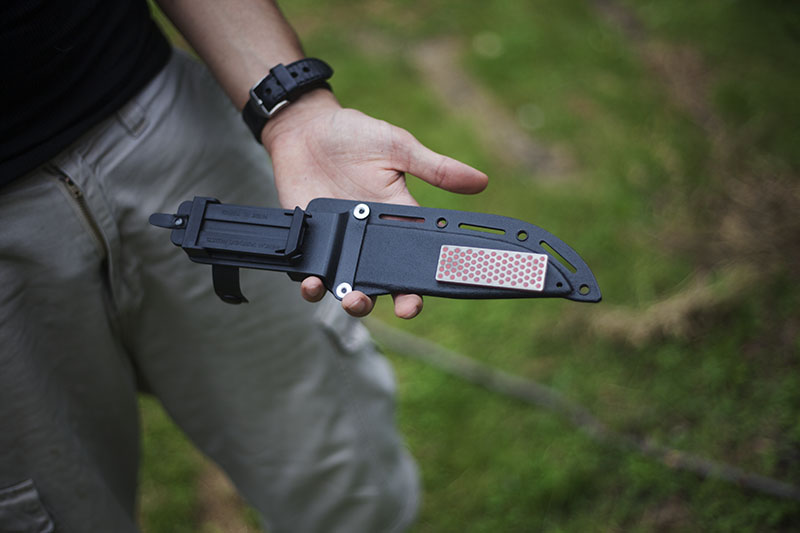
[353,203,370,220]
[335,282,352,298]
[174,217,184,227]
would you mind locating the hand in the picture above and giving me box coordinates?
[262,90,488,318]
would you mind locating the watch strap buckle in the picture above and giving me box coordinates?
[248,88,289,119]
[242,58,333,142]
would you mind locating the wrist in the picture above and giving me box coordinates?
[241,57,335,144]
[260,88,341,152]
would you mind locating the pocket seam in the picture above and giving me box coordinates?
[0,479,55,533]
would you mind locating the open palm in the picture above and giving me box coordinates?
[263,92,488,317]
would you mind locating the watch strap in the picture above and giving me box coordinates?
[242,58,333,142]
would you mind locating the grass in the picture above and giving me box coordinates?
[138,395,203,532]
[140,0,800,531]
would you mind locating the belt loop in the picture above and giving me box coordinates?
[116,100,148,138]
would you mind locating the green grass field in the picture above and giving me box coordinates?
[140,1,800,531]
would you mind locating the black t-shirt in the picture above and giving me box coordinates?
[0,0,171,184]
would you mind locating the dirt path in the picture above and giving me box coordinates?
[408,37,575,179]
[590,0,722,134]
[349,30,575,180]
[586,0,800,343]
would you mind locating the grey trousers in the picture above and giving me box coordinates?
[0,51,419,533]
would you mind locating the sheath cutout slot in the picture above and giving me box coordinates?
[458,223,505,235]
[540,240,577,273]
[379,214,425,224]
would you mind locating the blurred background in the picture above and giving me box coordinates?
[140,0,800,531]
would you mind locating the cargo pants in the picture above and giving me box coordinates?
[0,50,419,533]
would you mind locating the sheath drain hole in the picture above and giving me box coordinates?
[436,217,448,228]
[459,223,505,235]
[556,282,563,288]
[579,284,590,295]
[379,214,425,224]
[540,240,577,273]
[517,230,528,241]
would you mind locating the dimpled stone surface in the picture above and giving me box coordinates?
[435,245,548,291]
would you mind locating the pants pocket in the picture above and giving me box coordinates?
[0,480,55,533]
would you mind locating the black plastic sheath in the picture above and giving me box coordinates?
[150,197,602,304]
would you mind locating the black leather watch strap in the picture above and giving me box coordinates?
[242,58,333,142]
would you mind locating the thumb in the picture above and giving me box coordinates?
[392,129,489,194]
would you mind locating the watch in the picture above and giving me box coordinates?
[241,58,334,142]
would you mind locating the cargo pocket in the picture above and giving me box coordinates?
[0,480,55,533]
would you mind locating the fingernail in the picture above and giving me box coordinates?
[400,301,422,319]
[348,298,367,315]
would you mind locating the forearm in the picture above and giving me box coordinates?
[156,0,487,320]
[155,0,307,111]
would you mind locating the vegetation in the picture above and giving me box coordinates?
[141,0,800,531]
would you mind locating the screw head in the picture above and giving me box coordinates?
[353,203,370,220]
[335,282,352,299]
